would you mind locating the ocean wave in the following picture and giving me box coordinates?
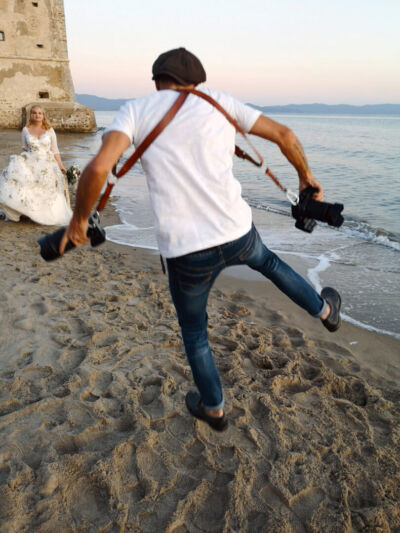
[248,200,400,252]
[341,313,400,340]
[339,219,400,251]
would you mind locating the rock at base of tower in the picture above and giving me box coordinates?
[21,102,97,133]
[0,102,97,133]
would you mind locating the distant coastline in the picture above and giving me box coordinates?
[77,93,400,115]
[249,103,400,115]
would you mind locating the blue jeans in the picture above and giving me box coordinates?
[167,224,326,411]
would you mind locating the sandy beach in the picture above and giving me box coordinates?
[0,194,399,532]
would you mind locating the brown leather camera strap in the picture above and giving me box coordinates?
[186,89,294,197]
[96,88,264,212]
[183,88,263,168]
[96,90,189,212]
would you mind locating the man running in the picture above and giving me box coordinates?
[60,47,341,432]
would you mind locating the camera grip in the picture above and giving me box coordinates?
[89,225,106,247]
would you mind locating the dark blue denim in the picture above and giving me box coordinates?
[167,224,326,410]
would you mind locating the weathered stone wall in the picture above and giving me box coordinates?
[0,0,96,132]
[22,102,96,133]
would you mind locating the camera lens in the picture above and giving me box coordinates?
[37,227,75,261]
[37,212,105,262]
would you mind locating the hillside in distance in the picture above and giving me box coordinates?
[76,94,133,111]
[249,103,400,115]
[77,94,400,115]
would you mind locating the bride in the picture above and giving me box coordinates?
[0,105,72,225]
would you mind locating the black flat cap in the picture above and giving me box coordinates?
[152,47,206,85]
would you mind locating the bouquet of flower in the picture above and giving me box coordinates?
[66,165,81,185]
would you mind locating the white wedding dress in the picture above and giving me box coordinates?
[0,127,72,225]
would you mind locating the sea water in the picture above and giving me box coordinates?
[3,111,395,338]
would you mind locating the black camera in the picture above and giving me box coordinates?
[291,186,344,233]
[37,211,106,261]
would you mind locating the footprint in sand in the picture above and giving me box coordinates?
[191,478,231,530]
[139,376,165,419]
[13,316,34,332]
[17,351,33,369]
[300,363,321,382]
[0,465,11,485]
[60,348,87,372]
[31,301,48,315]
[290,486,325,525]
[88,370,113,397]
[332,377,368,407]
[136,443,171,489]
[63,476,112,529]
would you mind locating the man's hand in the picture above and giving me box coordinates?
[59,216,89,255]
[57,130,131,257]
[299,174,324,202]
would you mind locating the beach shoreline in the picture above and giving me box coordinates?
[103,198,400,374]
[0,193,399,531]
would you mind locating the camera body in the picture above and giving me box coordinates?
[38,212,106,261]
[291,186,344,233]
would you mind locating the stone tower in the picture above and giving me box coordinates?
[0,0,96,132]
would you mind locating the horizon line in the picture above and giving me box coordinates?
[76,94,400,107]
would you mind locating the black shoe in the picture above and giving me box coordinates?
[185,391,228,432]
[321,287,342,332]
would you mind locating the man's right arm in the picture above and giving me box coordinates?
[249,115,323,201]
[59,130,131,254]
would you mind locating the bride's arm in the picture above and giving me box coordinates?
[54,152,67,174]
[21,128,29,152]
[50,128,66,173]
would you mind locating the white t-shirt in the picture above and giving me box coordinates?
[105,88,261,258]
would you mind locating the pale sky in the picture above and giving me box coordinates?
[64,0,400,105]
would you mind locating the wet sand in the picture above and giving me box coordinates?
[0,192,399,532]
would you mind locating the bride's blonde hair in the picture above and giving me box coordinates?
[27,105,51,130]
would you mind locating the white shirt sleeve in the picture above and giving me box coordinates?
[49,128,60,154]
[230,97,262,133]
[202,89,262,133]
[21,128,29,151]
[103,102,135,143]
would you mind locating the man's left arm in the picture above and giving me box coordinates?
[249,115,323,201]
[59,131,131,254]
